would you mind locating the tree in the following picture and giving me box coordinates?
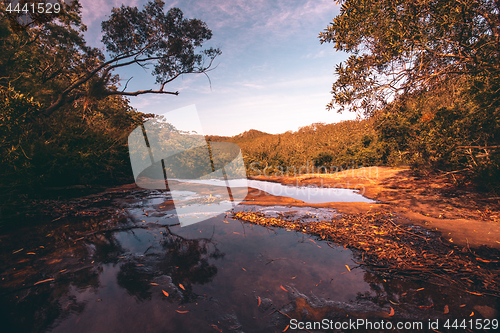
[1,0,220,116]
[320,0,500,115]
[0,0,221,202]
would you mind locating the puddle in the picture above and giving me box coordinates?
[0,190,498,333]
[175,178,375,203]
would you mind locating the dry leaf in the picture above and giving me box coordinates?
[470,311,474,316]
[444,305,449,314]
[308,239,316,244]
[150,283,159,286]
[283,324,289,332]
[291,276,296,279]
[416,288,425,291]
[258,296,261,307]
[460,304,466,307]
[34,278,55,285]
[280,285,288,292]
[389,307,395,316]
[162,290,169,297]
[242,267,246,271]
[175,310,189,313]
[345,264,351,272]
[179,284,185,290]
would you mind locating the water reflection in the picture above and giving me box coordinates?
[0,190,498,333]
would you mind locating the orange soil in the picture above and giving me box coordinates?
[244,166,500,249]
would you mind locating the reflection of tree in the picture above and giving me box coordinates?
[116,226,224,303]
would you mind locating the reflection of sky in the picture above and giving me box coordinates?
[79,0,357,136]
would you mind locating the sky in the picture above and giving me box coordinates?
[79,0,356,136]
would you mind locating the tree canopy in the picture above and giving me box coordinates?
[1,0,220,116]
[320,0,500,114]
[0,0,221,203]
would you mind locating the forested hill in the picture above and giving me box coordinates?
[207,119,385,176]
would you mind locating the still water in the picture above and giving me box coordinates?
[0,187,497,332]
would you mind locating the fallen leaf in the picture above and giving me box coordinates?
[176,310,189,313]
[150,283,159,286]
[291,276,296,279]
[444,305,449,314]
[34,278,55,285]
[179,284,185,290]
[345,264,351,272]
[470,311,474,316]
[389,307,395,316]
[460,304,466,307]
[210,324,223,333]
[283,324,289,332]
[242,267,246,271]
[308,239,316,244]
[416,288,425,291]
[12,248,24,254]
[419,304,434,309]
[27,252,36,255]
[258,296,261,307]
[162,290,169,297]
[223,221,229,223]
[233,232,241,235]
[280,285,288,292]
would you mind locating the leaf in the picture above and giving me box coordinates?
[150,283,159,286]
[469,311,474,316]
[283,324,289,332]
[162,290,169,297]
[34,278,55,285]
[308,239,316,244]
[179,284,185,290]
[389,306,395,316]
[242,267,246,271]
[176,310,189,313]
[415,288,425,291]
[258,296,261,307]
[280,285,288,292]
[345,264,351,272]
[444,305,449,314]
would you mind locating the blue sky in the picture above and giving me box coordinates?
[80,0,356,136]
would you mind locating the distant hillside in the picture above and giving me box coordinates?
[206,119,394,176]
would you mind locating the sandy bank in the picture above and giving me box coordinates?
[245,166,500,249]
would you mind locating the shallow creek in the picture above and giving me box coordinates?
[0,185,498,332]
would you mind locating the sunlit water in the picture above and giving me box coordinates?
[0,184,497,333]
[173,178,376,203]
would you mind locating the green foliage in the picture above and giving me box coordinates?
[375,78,500,189]
[0,1,220,205]
[320,0,500,189]
[209,120,386,176]
[320,0,500,115]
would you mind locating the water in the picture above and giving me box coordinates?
[0,185,498,333]
[173,178,376,203]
